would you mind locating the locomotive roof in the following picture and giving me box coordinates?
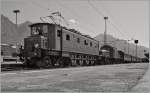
[100,44,115,49]
[29,23,98,42]
[29,23,53,26]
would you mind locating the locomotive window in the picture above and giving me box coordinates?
[95,44,98,48]
[73,34,75,38]
[66,34,70,41]
[84,40,88,45]
[31,26,43,35]
[77,38,80,43]
[90,42,92,47]
[45,41,47,48]
[31,27,39,35]
[43,25,48,33]
[57,30,61,37]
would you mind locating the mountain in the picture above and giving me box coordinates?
[1,15,31,45]
[95,34,149,58]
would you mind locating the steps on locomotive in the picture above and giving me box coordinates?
[1,61,24,68]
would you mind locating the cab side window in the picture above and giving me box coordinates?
[84,40,88,45]
[66,34,70,41]
[57,30,61,37]
[90,42,92,47]
[77,38,80,43]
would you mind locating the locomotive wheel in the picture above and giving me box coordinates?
[90,60,95,65]
[57,57,71,67]
[79,60,83,66]
[36,59,45,68]
[86,60,90,66]
[71,60,76,66]
[64,57,71,67]
[30,57,41,68]
[83,60,87,66]
[36,57,52,68]
[42,56,52,68]
[24,58,32,67]
[56,57,63,67]
[76,60,80,66]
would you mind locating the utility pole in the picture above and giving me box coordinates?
[127,39,135,54]
[104,17,108,45]
[124,41,126,53]
[13,9,20,63]
[134,40,138,61]
[13,10,20,27]
[127,40,130,54]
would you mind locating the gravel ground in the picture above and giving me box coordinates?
[130,64,150,92]
[1,63,149,92]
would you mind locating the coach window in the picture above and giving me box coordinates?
[77,38,80,43]
[66,34,70,41]
[57,30,61,37]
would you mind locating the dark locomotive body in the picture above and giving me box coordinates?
[20,23,143,68]
[23,23,99,67]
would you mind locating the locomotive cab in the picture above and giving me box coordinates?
[23,23,64,67]
[29,23,48,49]
[22,22,99,68]
[24,23,48,58]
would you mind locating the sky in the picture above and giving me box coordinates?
[1,0,149,48]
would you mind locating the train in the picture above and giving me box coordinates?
[19,23,143,68]
[99,45,142,65]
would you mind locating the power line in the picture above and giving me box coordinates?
[87,0,134,51]
[30,0,98,36]
[108,20,126,38]
[88,0,125,37]
[30,0,49,11]
[98,3,134,39]
[54,0,98,35]
[87,0,135,42]
[30,0,130,40]
[88,0,105,18]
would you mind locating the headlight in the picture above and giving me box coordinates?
[34,43,39,48]
[34,52,37,56]
[27,57,30,60]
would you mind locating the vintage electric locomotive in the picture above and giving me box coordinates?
[22,23,100,68]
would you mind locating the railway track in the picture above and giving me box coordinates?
[1,61,147,72]
[1,61,29,71]
[1,61,70,72]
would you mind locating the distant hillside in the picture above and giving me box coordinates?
[94,34,149,58]
[1,15,31,45]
